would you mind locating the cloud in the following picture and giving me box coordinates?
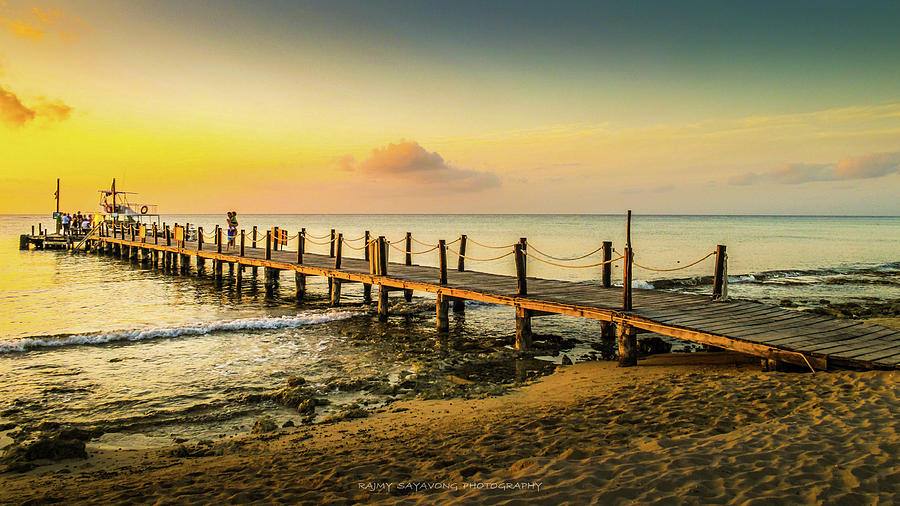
[0,85,34,126]
[0,84,72,127]
[0,4,89,42]
[342,141,501,192]
[729,152,900,185]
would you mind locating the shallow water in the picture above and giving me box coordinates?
[1,214,898,447]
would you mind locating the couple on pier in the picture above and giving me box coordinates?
[225,211,238,250]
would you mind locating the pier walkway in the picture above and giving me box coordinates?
[23,223,900,371]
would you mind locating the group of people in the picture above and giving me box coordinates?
[226,211,238,249]
[55,212,94,236]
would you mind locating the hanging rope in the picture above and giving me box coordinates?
[523,249,625,268]
[303,231,332,239]
[466,237,518,249]
[527,243,605,262]
[389,242,440,255]
[341,237,372,251]
[447,247,515,262]
[343,234,366,242]
[303,236,335,246]
[632,250,717,272]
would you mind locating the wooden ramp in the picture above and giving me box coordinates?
[89,235,900,371]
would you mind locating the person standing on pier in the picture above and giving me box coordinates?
[225,212,238,250]
[61,213,71,235]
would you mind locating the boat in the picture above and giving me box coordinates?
[98,178,160,225]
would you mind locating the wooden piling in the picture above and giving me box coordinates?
[623,210,633,311]
[240,230,245,257]
[436,292,450,332]
[252,226,257,249]
[363,230,371,302]
[377,236,389,321]
[515,306,532,350]
[439,239,447,285]
[457,234,467,272]
[514,243,527,296]
[329,229,335,257]
[265,230,271,260]
[617,323,637,367]
[295,272,306,300]
[297,228,304,264]
[331,233,343,306]
[713,244,727,299]
[405,232,412,266]
[602,241,612,288]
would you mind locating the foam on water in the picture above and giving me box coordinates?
[0,310,360,353]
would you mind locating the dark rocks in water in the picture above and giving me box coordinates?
[0,422,16,431]
[297,398,316,415]
[251,417,278,434]
[282,420,295,428]
[270,385,316,409]
[779,299,795,307]
[638,337,672,356]
[2,427,91,472]
[238,393,267,404]
[803,299,900,320]
[560,355,573,366]
[286,376,306,387]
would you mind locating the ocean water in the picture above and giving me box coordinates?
[1,214,898,447]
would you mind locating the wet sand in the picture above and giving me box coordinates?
[2,351,898,504]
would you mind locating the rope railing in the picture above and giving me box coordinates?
[303,231,332,240]
[632,250,717,272]
[523,249,625,268]
[343,234,367,242]
[527,243,605,262]
[389,242,440,255]
[466,237,517,249]
[304,236,335,246]
[447,246,515,262]
[341,238,377,251]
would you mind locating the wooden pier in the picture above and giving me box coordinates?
[20,221,900,372]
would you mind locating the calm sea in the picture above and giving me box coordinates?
[1,214,898,447]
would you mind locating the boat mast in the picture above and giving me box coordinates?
[54,178,60,214]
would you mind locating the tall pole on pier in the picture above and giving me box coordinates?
[623,210,633,311]
[55,178,60,214]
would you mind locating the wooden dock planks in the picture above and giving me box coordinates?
[92,235,900,371]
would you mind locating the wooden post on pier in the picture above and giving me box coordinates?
[235,259,242,291]
[405,233,412,266]
[240,230,245,257]
[617,323,637,367]
[712,244,727,300]
[264,268,277,297]
[331,233,343,306]
[265,230,271,260]
[439,239,448,285]
[216,226,222,254]
[453,234,467,312]
[436,292,450,332]
[377,236,389,321]
[515,306,532,350]
[623,211,633,311]
[602,241,612,288]
[197,227,204,250]
[362,230,372,303]
[297,229,304,264]
[251,226,258,278]
[272,227,279,252]
[329,229,335,257]
[514,243,527,296]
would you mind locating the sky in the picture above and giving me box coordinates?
[1,0,898,215]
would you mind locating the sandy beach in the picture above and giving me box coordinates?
[2,351,897,505]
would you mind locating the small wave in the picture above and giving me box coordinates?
[0,311,360,354]
[632,280,655,290]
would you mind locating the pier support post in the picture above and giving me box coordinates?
[617,323,637,367]
[362,230,371,302]
[712,244,727,300]
[228,262,234,278]
[330,279,342,306]
[264,268,278,297]
[214,259,223,282]
[602,241,612,288]
[378,286,389,321]
[436,292,450,333]
[235,263,242,290]
[515,306,532,350]
[295,272,306,300]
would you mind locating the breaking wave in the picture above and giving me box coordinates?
[0,311,360,354]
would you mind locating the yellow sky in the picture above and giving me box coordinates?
[1,1,898,215]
